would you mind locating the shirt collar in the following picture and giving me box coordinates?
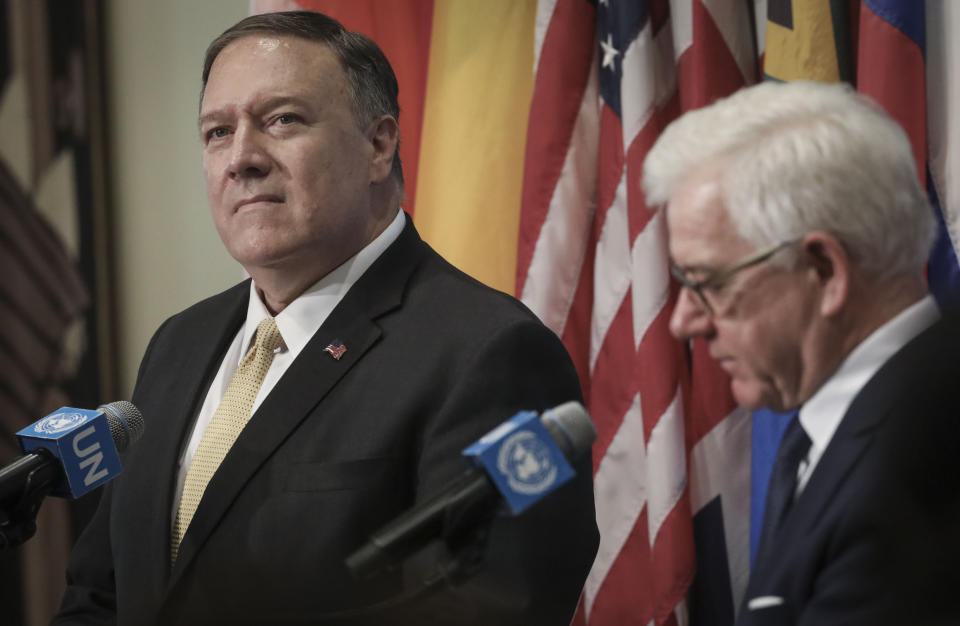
[239,208,405,364]
[798,294,940,452]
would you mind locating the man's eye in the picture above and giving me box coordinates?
[207,127,230,140]
[701,277,732,296]
[682,271,710,285]
[276,113,299,125]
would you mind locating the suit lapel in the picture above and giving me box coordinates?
[744,312,957,615]
[750,355,903,583]
[126,282,248,599]
[169,216,426,584]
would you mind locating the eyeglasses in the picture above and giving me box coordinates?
[670,239,798,315]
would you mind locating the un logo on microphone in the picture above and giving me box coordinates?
[34,411,89,435]
[497,430,558,495]
[464,410,575,514]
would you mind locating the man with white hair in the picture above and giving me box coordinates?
[644,81,960,625]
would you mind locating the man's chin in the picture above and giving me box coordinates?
[228,245,300,272]
[730,378,776,411]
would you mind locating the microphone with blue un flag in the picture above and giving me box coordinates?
[346,401,595,579]
[0,401,145,549]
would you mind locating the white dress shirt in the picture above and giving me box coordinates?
[171,209,405,522]
[795,294,940,496]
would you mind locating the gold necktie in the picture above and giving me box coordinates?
[171,317,284,562]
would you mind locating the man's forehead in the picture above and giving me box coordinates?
[201,34,343,114]
[667,173,726,232]
[666,172,749,266]
[252,37,281,53]
[211,33,336,69]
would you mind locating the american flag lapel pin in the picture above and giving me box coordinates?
[324,339,347,360]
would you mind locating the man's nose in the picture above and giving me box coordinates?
[669,287,714,340]
[227,124,271,179]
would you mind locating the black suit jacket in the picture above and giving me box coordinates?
[54,217,599,625]
[738,310,960,625]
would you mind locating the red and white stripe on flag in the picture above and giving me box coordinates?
[518,1,757,623]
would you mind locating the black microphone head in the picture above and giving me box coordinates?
[540,401,596,462]
[97,401,145,453]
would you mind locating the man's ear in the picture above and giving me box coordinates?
[368,115,399,184]
[801,231,849,317]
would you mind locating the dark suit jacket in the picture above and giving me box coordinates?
[738,310,960,625]
[54,217,599,625]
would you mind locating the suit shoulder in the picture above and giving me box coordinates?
[881,310,960,394]
[410,244,546,329]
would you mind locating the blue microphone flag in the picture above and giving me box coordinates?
[16,407,122,499]
[462,410,575,514]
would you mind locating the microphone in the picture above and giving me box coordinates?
[346,401,595,579]
[0,401,145,506]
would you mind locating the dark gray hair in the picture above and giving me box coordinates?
[202,11,403,189]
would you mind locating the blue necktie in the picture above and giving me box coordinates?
[755,416,811,566]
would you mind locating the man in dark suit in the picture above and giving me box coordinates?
[642,80,960,625]
[53,11,598,625]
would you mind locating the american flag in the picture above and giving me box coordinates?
[517,1,756,623]
[323,340,348,361]
[0,162,87,448]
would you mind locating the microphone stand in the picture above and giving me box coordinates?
[302,496,501,624]
[434,488,498,585]
[0,452,60,550]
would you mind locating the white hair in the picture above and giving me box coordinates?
[642,81,935,277]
